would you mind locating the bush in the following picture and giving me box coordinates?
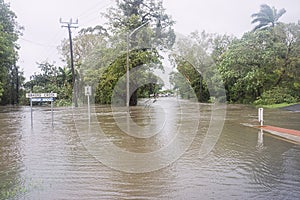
[254,87,298,105]
[55,99,72,107]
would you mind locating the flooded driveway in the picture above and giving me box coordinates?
[1,98,300,199]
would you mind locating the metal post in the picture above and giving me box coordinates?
[85,85,91,125]
[126,21,150,112]
[126,34,130,110]
[258,108,264,126]
[88,95,90,125]
[51,91,54,127]
[30,91,33,128]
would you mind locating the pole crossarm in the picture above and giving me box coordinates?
[59,18,78,28]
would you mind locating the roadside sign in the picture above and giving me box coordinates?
[26,92,56,127]
[85,86,92,124]
[31,97,54,102]
[26,93,57,98]
[85,86,92,96]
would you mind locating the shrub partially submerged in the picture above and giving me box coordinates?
[254,87,298,105]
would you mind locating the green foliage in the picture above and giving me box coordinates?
[219,31,272,103]
[63,0,176,106]
[55,99,72,107]
[170,61,210,102]
[24,62,73,105]
[170,71,196,100]
[163,6,298,106]
[0,81,3,100]
[218,22,300,104]
[170,31,227,102]
[105,0,176,49]
[56,3,299,106]
[251,4,286,31]
[0,0,24,105]
[257,102,298,109]
[136,74,163,98]
[95,49,162,105]
[254,87,298,105]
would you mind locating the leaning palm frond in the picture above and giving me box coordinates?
[251,4,286,31]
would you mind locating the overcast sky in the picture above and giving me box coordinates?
[5,0,300,80]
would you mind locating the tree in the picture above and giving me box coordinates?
[0,0,23,105]
[218,22,300,104]
[60,27,114,98]
[24,62,73,106]
[95,48,162,105]
[75,0,175,106]
[271,23,300,100]
[104,0,175,49]
[107,0,175,106]
[170,31,227,102]
[251,4,286,31]
[218,30,275,103]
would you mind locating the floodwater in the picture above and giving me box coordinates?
[1,98,300,199]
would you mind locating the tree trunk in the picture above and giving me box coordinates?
[130,90,138,106]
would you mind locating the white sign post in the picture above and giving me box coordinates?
[26,92,57,127]
[51,91,54,127]
[258,108,264,126]
[85,86,92,124]
[30,91,33,127]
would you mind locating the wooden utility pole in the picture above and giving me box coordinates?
[60,18,78,107]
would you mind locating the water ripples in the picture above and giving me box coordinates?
[0,103,300,199]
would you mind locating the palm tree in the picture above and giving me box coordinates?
[251,4,286,31]
[57,67,73,87]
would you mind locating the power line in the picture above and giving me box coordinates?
[19,37,58,48]
[76,0,113,19]
[76,0,114,28]
[21,0,115,80]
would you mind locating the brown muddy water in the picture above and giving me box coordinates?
[1,97,300,199]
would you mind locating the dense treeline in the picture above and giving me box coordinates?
[219,23,300,104]
[0,0,24,105]
[170,4,300,104]
[171,20,300,104]
[24,62,73,106]
[6,1,299,106]
[59,0,175,106]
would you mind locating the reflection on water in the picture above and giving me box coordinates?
[0,107,25,199]
[0,99,300,199]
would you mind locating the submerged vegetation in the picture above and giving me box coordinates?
[257,102,299,109]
